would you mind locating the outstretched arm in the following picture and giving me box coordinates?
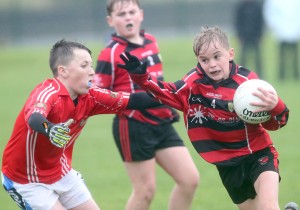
[28,113,73,148]
[118,51,148,75]
[126,92,162,109]
[118,52,187,111]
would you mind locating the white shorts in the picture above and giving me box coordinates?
[2,169,92,210]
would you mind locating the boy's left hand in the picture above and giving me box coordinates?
[118,51,147,74]
[250,87,278,112]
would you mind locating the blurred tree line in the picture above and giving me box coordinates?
[0,0,239,46]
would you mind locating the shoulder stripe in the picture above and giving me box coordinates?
[39,86,55,102]
[183,70,197,82]
[43,88,58,103]
[36,83,52,101]
[236,73,249,81]
[40,80,61,103]
[35,82,59,103]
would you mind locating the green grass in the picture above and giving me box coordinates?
[0,35,299,210]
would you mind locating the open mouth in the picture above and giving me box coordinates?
[88,80,92,87]
[210,70,221,75]
[126,23,133,29]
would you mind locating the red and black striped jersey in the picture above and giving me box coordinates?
[94,31,179,125]
[129,61,289,166]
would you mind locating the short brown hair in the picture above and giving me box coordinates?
[49,39,91,76]
[193,26,229,56]
[106,0,141,15]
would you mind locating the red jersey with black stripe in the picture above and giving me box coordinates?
[94,31,179,125]
[2,78,129,184]
[130,61,289,166]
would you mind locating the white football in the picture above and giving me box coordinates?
[233,79,277,124]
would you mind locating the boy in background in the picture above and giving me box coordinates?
[93,0,199,210]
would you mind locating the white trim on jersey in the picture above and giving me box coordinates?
[60,154,70,177]
[110,43,119,90]
[37,83,54,101]
[66,131,81,148]
[26,130,39,183]
[237,71,249,81]
[183,71,197,82]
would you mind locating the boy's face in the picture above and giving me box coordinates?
[197,41,234,83]
[58,49,94,99]
[107,1,143,40]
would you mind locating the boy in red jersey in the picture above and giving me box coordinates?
[118,26,290,210]
[1,39,164,210]
[93,0,199,210]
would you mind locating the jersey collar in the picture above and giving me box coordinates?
[195,60,238,88]
[111,30,146,46]
[53,78,71,96]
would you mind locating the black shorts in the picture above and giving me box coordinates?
[113,116,184,161]
[216,147,280,204]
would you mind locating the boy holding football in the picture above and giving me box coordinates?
[1,39,166,210]
[118,26,290,210]
[93,0,199,210]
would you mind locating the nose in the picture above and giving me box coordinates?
[209,59,217,68]
[125,12,133,20]
[89,67,95,76]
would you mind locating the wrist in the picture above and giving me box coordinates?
[269,97,285,116]
[43,122,54,137]
[130,73,150,83]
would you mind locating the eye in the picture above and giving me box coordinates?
[117,12,126,17]
[214,54,221,59]
[201,58,208,63]
[129,10,136,15]
[81,62,90,68]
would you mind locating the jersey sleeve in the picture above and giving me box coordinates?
[129,73,188,112]
[88,87,130,115]
[23,81,55,123]
[261,97,289,130]
[94,48,114,89]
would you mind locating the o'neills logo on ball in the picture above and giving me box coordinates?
[242,108,269,117]
[240,108,271,123]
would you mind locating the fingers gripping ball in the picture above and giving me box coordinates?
[233,79,277,124]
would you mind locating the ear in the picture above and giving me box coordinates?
[57,65,68,79]
[140,9,144,22]
[229,48,235,61]
[107,15,114,27]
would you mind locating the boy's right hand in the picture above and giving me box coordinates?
[46,119,73,148]
[118,51,147,74]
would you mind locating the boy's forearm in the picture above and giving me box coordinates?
[127,92,161,110]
